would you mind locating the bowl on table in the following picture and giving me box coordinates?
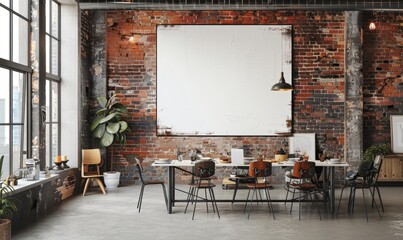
[154,158,171,164]
[329,158,341,163]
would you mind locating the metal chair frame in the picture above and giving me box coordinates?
[184,160,220,220]
[135,158,168,213]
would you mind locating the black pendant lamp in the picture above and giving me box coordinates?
[271,72,293,91]
[271,36,293,92]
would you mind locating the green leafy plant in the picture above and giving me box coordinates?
[0,155,18,219]
[363,144,391,162]
[90,94,130,147]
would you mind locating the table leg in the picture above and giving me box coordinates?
[330,167,336,213]
[168,166,175,214]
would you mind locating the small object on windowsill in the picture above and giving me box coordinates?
[51,162,64,171]
[62,160,70,168]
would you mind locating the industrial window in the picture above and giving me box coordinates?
[45,0,61,167]
[0,0,31,177]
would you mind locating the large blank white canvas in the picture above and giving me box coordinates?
[157,25,292,136]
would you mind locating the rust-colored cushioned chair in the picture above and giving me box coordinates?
[288,161,322,220]
[244,160,275,219]
[81,149,106,196]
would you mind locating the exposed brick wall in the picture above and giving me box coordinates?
[102,10,348,184]
[363,12,403,150]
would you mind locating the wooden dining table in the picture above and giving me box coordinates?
[152,159,348,214]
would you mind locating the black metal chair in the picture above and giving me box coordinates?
[288,161,322,220]
[371,155,384,212]
[135,157,168,213]
[243,161,275,219]
[336,160,382,221]
[184,159,220,220]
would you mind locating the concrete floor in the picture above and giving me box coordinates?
[13,184,403,240]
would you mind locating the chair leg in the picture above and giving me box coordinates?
[373,186,384,212]
[232,180,240,205]
[210,188,220,219]
[94,178,106,194]
[298,187,302,220]
[161,184,169,213]
[137,184,145,212]
[243,189,251,213]
[204,189,209,213]
[290,189,296,213]
[336,186,346,216]
[368,187,382,219]
[265,188,275,220]
[83,178,91,196]
[312,191,322,221]
[362,188,369,222]
[247,188,256,219]
[192,187,200,220]
[184,187,195,214]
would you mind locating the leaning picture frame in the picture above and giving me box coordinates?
[391,115,403,153]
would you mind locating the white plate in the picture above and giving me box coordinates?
[154,158,171,164]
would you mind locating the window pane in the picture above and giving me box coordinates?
[51,82,58,122]
[12,71,24,123]
[51,39,59,75]
[45,80,50,122]
[12,15,29,65]
[52,124,58,160]
[46,0,50,34]
[46,35,50,73]
[0,0,9,8]
[13,0,29,19]
[0,7,10,61]
[46,123,50,165]
[12,125,22,170]
[51,0,59,37]
[0,128,10,177]
[0,68,10,124]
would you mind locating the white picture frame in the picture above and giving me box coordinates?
[391,115,403,153]
[289,133,316,160]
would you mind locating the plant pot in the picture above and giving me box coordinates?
[0,219,11,240]
[103,171,121,190]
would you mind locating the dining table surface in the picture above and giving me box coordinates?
[151,159,349,214]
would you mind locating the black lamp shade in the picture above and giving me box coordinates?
[271,72,293,91]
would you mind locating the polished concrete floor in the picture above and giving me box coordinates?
[13,184,403,240]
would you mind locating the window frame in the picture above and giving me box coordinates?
[0,0,32,176]
[45,0,61,167]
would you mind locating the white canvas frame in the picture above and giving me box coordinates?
[391,115,403,153]
[289,133,316,160]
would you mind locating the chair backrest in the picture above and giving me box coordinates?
[357,160,373,178]
[371,155,383,184]
[373,155,383,173]
[135,157,146,184]
[248,161,272,178]
[82,149,102,165]
[293,161,316,179]
[194,160,215,178]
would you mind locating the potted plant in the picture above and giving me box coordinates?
[363,143,391,162]
[0,155,17,240]
[90,94,130,190]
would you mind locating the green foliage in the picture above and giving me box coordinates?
[363,144,391,162]
[0,155,18,219]
[90,94,130,147]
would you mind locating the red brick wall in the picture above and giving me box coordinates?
[104,10,349,183]
[363,12,403,150]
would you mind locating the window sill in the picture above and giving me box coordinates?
[11,169,75,195]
